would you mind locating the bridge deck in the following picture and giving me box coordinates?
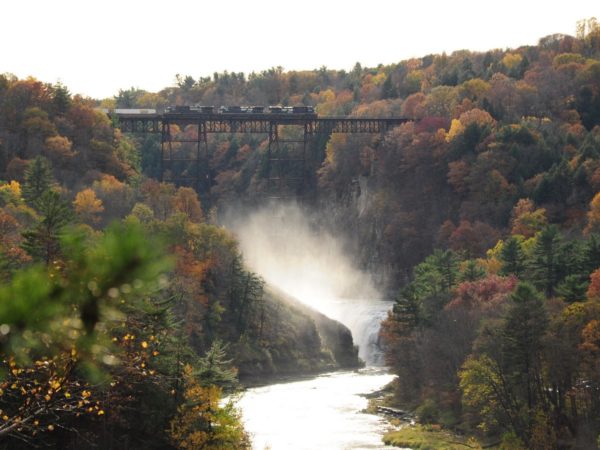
[114,112,409,134]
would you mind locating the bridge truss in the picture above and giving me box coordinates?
[115,112,409,197]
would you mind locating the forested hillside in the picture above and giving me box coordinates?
[1,16,600,450]
[95,19,600,285]
[0,76,359,448]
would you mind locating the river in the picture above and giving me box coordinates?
[238,368,397,450]
[238,299,399,449]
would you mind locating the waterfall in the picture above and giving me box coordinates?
[335,298,391,365]
[227,202,391,365]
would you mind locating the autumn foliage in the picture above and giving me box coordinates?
[1,15,600,449]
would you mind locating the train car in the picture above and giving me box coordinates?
[292,106,315,114]
[251,106,265,113]
[188,105,214,113]
[268,105,315,114]
[219,106,243,113]
[166,105,191,113]
[114,108,157,114]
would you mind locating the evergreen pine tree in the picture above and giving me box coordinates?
[22,156,55,206]
[52,82,71,115]
[500,237,525,277]
[21,190,72,264]
[381,74,398,99]
[392,285,421,332]
[555,274,588,302]
[501,282,548,438]
[528,225,563,296]
[431,249,459,292]
[460,259,486,282]
[583,233,600,274]
[195,340,238,389]
[558,239,585,279]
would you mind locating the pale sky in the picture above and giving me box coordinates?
[1,0,598,99]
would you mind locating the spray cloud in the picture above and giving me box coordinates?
[226,202,390,364]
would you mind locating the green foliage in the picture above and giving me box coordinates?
[129,201,155,222]
[555,273,588,302]
[116,134,141,172]
[22,155,54,205]
[115,87,145,108]
[528,225,563,296]
[449,122,490,158]
[459,283,550,444]
[227,254,265,339]
[499,236,525,277]
[460,354,504,433]
[383,424,475,449]
[21,190,73,264]
[169,362,249,450]
[138,134,162,179]
[459,259,486,282]
[579,131,600,159]
[499,431,526,450]
[2,221,172,366]
[406,249,459,323]
[584,233,600,274]
[194,340,238,389]
[413,249,459,298]
[392,285,421,331]
[51,82,71,115]
[380,73,398,99]
[416,399,440,424]
[532,161,573,205]
[501,283,548,389]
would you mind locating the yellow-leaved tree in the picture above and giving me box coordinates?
[174,187,203,223]
[169,365,249,450]
[73,188,104,224]
[585,192,600,235]
[510,198,547,238]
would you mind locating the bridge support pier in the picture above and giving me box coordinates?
[160,120,209,196]
[267,122,312,199]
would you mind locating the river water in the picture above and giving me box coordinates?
[238,299,399,449]
[239,368,397,450]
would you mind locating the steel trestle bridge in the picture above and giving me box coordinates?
[114,110,409,196]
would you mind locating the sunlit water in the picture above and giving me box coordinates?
[325,298,392,365]
[238,299,396,449]
[239,368,397,450]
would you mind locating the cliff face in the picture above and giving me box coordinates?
[232,286,360,383]
[315,174,398,294]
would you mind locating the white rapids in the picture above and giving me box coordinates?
[239,368,396,450]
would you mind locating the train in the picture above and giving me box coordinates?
[100,108,157,115]
[165,105,315,115]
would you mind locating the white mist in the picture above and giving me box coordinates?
[227,202,390,365]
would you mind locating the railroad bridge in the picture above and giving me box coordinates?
[114,109,409,197]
